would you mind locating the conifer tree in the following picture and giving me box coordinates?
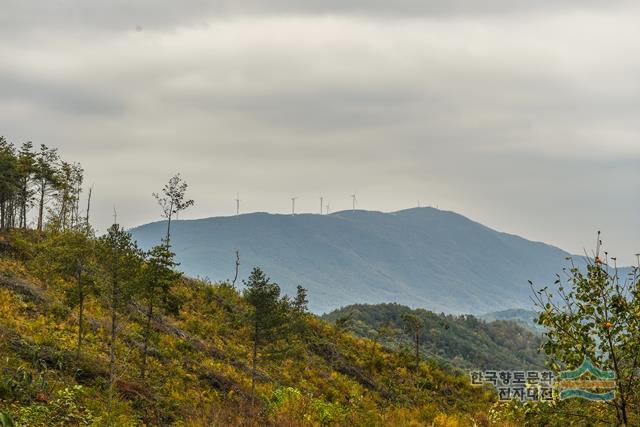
[243,267,289,407]
[16,142,35,229]
[32,229,96,359]
[97,224,142,416]
[0,137,18,230]
[292,285,308,315]
[138,240,181,379]
[34,144,59,231]
[402,312,423,373]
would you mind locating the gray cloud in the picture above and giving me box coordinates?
[0,3,638,263]
[1,1,633,35]
[0,70,125,115]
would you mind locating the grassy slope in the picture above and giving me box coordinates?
[0,233,499,426]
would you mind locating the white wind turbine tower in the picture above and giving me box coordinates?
[291,197,297,215]
[326,203,330,214]
[320,196,323,214]
[234,193,240,216]
[351,193,357,212]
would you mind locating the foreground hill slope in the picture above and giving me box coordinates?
[0,231,495,426]
[131,208,570,313]
[323,304,545,371]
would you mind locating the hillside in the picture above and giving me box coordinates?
[323,304,545,371]
[130,208,571,314]
[0,230,496,426]
[480,309,544,333]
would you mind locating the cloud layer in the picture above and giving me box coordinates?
[1,2,638,263]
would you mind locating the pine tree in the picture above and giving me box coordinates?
[401,313,423,374]
[97,224,142,418]
[243,267,289,407]
[0,137,18,230]
[32,229,96,359]
[138,240,181,379]
[16,142,35,229]
[292,285,308,314]
[34,144,59,231]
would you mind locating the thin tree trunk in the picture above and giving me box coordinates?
[73,185,80,227]
[22,190,27,228]
[140,300,154,380]
[108,271,118,423]
[607,333,628,425]
[415,331,420,373]
[251,323,258,408]
[76,270,84,360]
[85,186,92,225]
[9,201,15,229]
[0,199,5,230]
[60,192,67,230]
[232,250,240,286]
[19,192,24,229]
[165,201,173,243]
[110,277,118,380]
[37,182,45,231]
[20,178,27,229]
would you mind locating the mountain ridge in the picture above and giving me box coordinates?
[129,207,575,314]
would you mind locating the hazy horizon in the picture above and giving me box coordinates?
[1,1,638,263]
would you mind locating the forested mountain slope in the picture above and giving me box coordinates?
[323,303,545,371]
[131,207,572,314]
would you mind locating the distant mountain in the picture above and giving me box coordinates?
[323,303,545,370]
[480,309,544,333]
[130,207,578,314]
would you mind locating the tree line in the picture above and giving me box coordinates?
[0,137,86,232]
[33,230,307,418]
[1,136,310,416]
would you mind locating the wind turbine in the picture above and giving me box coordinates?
[351,194,357,212]
[320,196,323,215]
[291,197,297,215]
[234,193,240,216]
[326,203,330,214]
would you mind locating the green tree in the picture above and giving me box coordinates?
[97,224,142,417]
[292,285,308,315]
[243,267,289,407]
[49,161,83,230]
[0,137,18,230]
[33,144,59,232]
[152,174,194,243]
[16,142,35,229]
[534,238,640,426]
[401,313,423,374]
[31,229,96,359]
[138,240,181,379]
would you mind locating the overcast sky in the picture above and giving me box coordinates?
[1,1,638,263]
